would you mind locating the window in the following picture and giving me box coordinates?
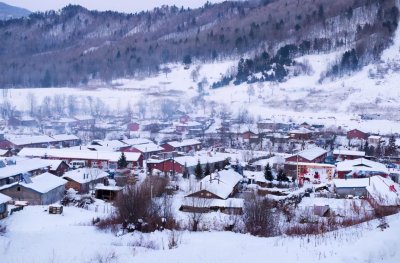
[17,186,21,191]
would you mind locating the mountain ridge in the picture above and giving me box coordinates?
[0,0,397,87]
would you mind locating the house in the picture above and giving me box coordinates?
[0,172,67,205]
[181,197,243,215]
[333,149,365,161]
[161,139,202,153]
[333,176,400,201]
[333,178,370,198]
[90,140,130,151]
[51,134,81,147]
[74,115,95,127]
[284,162,335,184]
[18,148,143,169]
[46,160,70,177]
[240,131,259,143]
[0,193,12,219]
[186,169,243,200]
[175,121,202,133]
[368,135,382,147]
[285,147,327,163]
[288,128,312,140]
[0,135,57,150]
[336,158,389,179]
[347,129,368,140]
[8,116,37,127]
[127,122,140,132]
[124,143,164,160]
[121,138,153,146]
[0,149,12,157]
[62,168,109,194]
[147,155,226,175]
[0,158,52,187]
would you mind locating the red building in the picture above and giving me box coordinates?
[285,147,327,163]
[127,122,140,132]
[347,129,368,140]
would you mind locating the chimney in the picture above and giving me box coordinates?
[200,181,202,190]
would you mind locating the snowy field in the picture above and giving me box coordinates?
[1,205,400,263]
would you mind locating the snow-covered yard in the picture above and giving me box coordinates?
[1,204,400,263]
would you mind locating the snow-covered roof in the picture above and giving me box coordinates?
[94,184,122,191]
[0,193,11,204]
[6,135,56,146]
[368,135,381,139]
[290,147,327,161]
[175,121,202,127]
[131,143,164,153]
[92,140,127,148]
[285,162,335,168]
[333,149,365,157]
[44,159,65,171]
[366,176,400,206]
[51,134,80,141]
[165,139,201,148]
[20,172,67,194]
[18,148,141,162]
[333,178,370,188]
[122,138,153,146]
[0,149,9,156]
[62,168,108,184]
[0,158,52,180]
[336,158,388,174]
[289,127,312,134]
[196,169,243,199]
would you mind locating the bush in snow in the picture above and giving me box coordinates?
[243,192,278,237]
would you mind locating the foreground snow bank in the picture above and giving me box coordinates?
[0,205,399,262]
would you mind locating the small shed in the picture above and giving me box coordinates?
[95,184,122,201]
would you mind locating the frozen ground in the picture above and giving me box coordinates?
[1,205,400,263]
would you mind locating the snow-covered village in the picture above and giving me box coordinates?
[1,0,400,262]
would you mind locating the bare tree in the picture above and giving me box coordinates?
[26,92,37,117]
[184,197,212,231]
[243,192,277,237]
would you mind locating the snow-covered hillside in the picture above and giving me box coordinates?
[2,2,400,134]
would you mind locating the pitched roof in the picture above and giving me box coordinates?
[131,143,164,153]
[336,158,388,174]
[165,139,201,148]
[62,168,108,184]
[290,147,327,161]
[333,149,365,157]
[333,178,370,188]
[0,158,52,180]
[6,135,56,146]
[20,172,67,194]
[18,148,141,162]
[122,138,153,146]
[196,169,243,199]
[51,134,80,141]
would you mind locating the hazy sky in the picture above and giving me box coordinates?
[3,0,230,13]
